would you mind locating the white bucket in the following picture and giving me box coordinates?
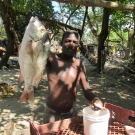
[83,106,110,135]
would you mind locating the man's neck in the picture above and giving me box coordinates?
[59,53,74,62]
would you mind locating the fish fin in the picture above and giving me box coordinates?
[28,93,35,106]
[19,88,34,105]
[19,90,29,103]
[18,44,24,84]
[25,41,34,61]
[34,73,43,88]
[18,44,21,52]
[18,71,24,84]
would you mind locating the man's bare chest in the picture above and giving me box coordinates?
[49,63,80,84]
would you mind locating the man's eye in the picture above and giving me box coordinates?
[65,40,75,43]
[74,41,79,45]
[65,40,70,43]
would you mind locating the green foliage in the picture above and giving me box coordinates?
[12,0,54,18]
[0,0,135,46]
[0,26,7,41]
[108,3,134,48]
[8,0,57,41]
[108,31,128,45]
[60,4,85,28]
[110,10,130,32]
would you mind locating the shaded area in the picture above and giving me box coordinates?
[0,58,135,134]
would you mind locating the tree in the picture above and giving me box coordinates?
[0,0,55,68]
[54,0,135,73]
[0,1,16,68]
[1,0,135,73]
[98,8,110,73]
[0,24,7,41]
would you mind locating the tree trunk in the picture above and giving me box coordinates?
[127,31,134,59]
[97,8,110,73]
[0,2,15,69]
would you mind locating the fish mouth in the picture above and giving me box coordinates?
[42,33,51,51]
[43,40,50,47]
[43,33,50,44]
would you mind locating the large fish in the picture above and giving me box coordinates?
[18,16,51,105]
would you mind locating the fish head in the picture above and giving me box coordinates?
[26,17,45,39]
[26,16,51,50]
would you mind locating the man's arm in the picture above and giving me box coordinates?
[79,61,96,100]
[79,61,103,109]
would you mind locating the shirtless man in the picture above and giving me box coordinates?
[43,30,103,124]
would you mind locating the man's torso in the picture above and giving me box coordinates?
[46,53,82,113]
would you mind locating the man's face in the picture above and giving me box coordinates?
[62,34,80,57]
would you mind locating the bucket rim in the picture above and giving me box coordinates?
[83,106,110,121]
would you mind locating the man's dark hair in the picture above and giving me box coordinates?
[61,30,80,45]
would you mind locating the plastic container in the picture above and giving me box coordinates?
[83,106,110,135]
[4,121,30,135]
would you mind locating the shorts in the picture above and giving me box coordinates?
[43,105,77,124]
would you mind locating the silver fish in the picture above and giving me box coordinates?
[18,16,51,105]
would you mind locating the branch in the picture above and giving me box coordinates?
[87,14,98,40]
[39,16,81,31]
[80,6,88,39]
[53,0,135,11]
[65,5,80,25]
[17,11,81,32]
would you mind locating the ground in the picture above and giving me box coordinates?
[0,56,135,134]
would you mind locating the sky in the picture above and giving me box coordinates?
[52,1,60,12]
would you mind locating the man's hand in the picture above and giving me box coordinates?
[86,97,103,111]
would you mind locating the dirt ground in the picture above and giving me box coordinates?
[0,57,135,134]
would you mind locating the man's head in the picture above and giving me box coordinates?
[61,30,80,57]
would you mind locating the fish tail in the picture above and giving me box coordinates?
[19,86,34,105]
[18,71,24,84]
[19,90,29,103]
[28,92,35,106]
[18,44,21,54]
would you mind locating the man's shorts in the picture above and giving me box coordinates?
[43,105,77,124]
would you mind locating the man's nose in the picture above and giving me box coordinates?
[69,40,74,45]
[68,44,74,48]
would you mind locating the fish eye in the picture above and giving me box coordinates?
[41,29,44,31]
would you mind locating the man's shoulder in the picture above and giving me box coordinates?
[73,57,84,67]
[73,58,86,72]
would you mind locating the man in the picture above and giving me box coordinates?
[43,30,103,124]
